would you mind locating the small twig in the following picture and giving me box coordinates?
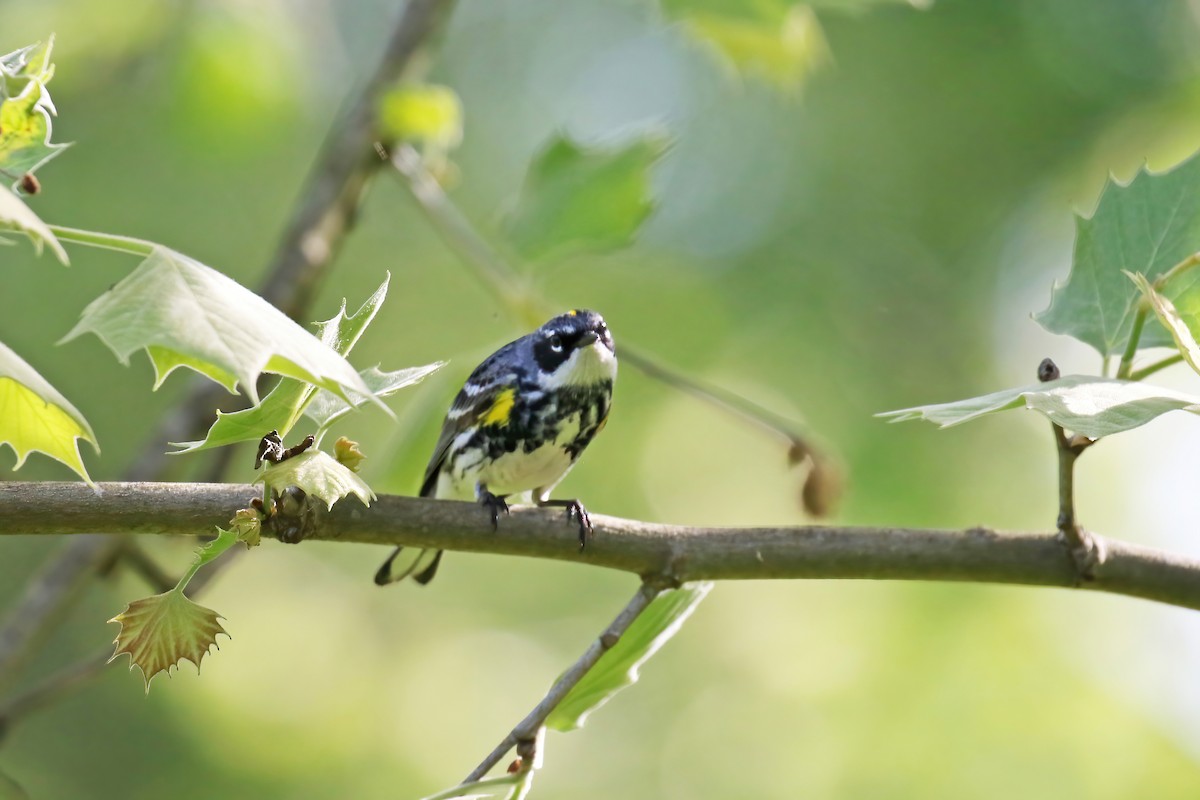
[1128,353,1184,381]
[1115,302,1148,380]
[1040,358,1104,579]
[0,650,110,740]
[114,542,177,593]
[462,582,662,783]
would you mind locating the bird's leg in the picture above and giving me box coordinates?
[475,482,510,530]
[536,497,592,550]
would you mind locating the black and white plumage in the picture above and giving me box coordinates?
[375,310,616,586]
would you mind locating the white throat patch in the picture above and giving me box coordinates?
[539,340,617,389]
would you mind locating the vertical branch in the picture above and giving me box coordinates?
[1039,358,1105,578]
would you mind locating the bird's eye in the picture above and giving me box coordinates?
[549,334,563,352]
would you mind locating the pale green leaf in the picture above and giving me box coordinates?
[0,184,67,263]
[61,246,381,406]
[108,590,228,692]
[547,582,712,732]
[0,340,96,484]
[303,362,445,431]
[506,134,668,261]
[379,83,463,150]
[879,375,1200,438]
[1037,151,1200,357]
[0,37,68,184]
[259,449,375,510]
[1131,271,1200,377]
[172,275,396,453]
[665,2,829,89]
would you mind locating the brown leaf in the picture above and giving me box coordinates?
[109,591,228,692]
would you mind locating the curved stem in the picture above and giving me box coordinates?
[1129,353,1184,382]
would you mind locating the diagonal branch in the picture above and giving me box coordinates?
[462,582,662,783]
[1,482,1199,612]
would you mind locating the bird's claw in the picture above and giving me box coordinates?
[479,490,510,530]
[566,500,592,550]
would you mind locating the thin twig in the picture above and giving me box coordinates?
[1,483,1199,611]
[462,583,662,783]
[1128,353,1184,381]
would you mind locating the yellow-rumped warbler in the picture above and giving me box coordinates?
[374,309,616,585]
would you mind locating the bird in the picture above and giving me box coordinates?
[374,309,616,585]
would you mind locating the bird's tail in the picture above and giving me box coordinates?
[373,546,443,586]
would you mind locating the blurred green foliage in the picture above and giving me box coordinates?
[3,0,1200,798]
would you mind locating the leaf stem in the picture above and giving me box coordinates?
[45,225,156,257]
[1115,301,1148,380]
[461,582,663,784]
[1128,354,1184,381]
[1154,251,1200,290]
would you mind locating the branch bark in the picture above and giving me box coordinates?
[2,482,1198,612]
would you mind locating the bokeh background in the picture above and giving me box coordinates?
[3,0,1200,797]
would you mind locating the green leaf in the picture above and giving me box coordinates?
[547,582,712,732]
[664,1,829,89]
[1130,271,1200,377]
[506,134,668,261]
[61,246,381,406]
[0,183,67,263]
[0,37,69,184]
[878,375,1200,438]
[0,340,97,485]
[378,83,463,150]
[171,275,397,453]
[259,449,375,510]
[108,589,228,692]
[303,362,444,431]
[1037,151,1200,357]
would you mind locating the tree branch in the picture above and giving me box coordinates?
[462,582,662,784]
[1,482,1198,612]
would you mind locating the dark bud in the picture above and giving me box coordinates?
[280,434,315,461]
[1037,358,1060,383]
[802,459,843,518]
[19,172,40,195]
[506,758,523,775]
[255,430,284,469]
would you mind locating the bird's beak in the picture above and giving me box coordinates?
[578,331,599,347]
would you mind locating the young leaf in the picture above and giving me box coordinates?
[664,1,829,89]
[0,184,66,263]
[109,591,228,692]
[546,582,712,732]
[1037,151,1200,357]
[506,134,668,261]
[259,449,375,510]
[61,246,381,406]
[0,37,69,184]
[0,340,97,485]
[879,375,1200,438]
[302,362,444,431]
[171,275,409,453]
[378,83,463,151]
[1130,271,1200,377]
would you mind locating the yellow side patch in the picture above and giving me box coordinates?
[568,309,578,316]
[480,388,516,427]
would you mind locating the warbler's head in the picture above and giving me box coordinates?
[531,309,616,387]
